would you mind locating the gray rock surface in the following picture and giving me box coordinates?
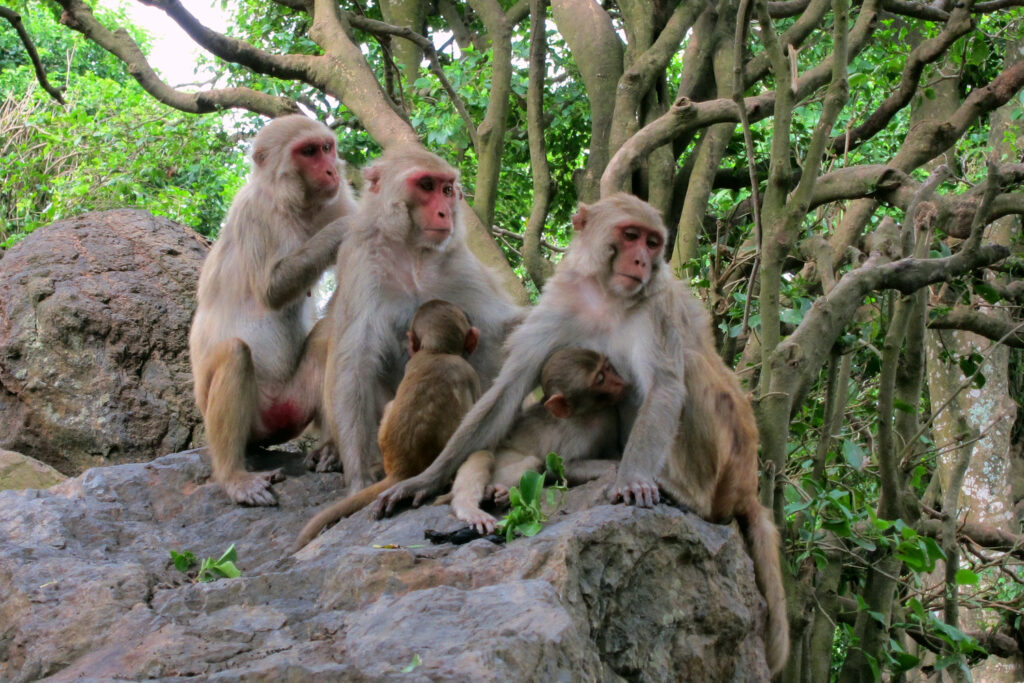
[0,210,207,475]
[0,450,771,682]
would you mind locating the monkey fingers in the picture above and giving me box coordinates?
[612,477,660,508]
[489,484,510,506]
[372,477,430,518]
[222,468,285,506]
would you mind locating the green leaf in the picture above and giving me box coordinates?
[518,470,544,506]
[842,440,865,470]
[169,550,196,572]
[975,282,1001,304]
[400,653,422,673]
[955,568,979,585]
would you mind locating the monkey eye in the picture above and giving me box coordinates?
[622,227,640,242]
[418,177,435,192]
[442,184,454,197]
[321,142,333,153]
[595,371,605,385]
[299,144,318,157]
[647,235,663,249]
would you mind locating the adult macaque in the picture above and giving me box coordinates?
[293,300,480,551]
[449,348,626,534]
[189,115,356,506]
[314,146,521,492]
[375,193,789,675]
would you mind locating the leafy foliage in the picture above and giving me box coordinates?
[169,544,242,583]
[495,452,568,542]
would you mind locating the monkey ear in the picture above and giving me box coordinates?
[252,146,269,168]
[543,394,572,419]
[407,330,421,356]
[364,166,383,194]
[464,327,480,356]
[571,205,590,232]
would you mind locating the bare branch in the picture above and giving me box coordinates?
[345,12,481,150]
[142,0,320,81]
[828,4,973,155]
[880,0,949,20]
[523,0,555,289]
[928,309,1024,348]
[55,0,297,116]
[0,6,66,104]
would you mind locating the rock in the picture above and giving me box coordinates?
[0,449,67,491]
[0,210,207,475]
[0,450,772,682]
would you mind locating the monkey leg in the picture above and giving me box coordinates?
[204,338,283,506]
[490,451,543,505]
[562,458,619,487]
[450,451,499,534]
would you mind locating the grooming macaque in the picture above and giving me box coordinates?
[450,348,626,534]
[293,300,480,551]
[375,193,789,674]
[189,115,356,506]
[314,146,521,492]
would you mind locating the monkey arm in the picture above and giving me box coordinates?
[613,374,685,508]
[264,217,350,309]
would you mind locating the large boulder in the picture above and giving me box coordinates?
[0,451,772,682]
[0,210,207,474]
[0,448,66,491]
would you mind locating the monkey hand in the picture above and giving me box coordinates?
[611,473,660,508]
[304,442,342,473]
[222,469,285,506]
[372,475,435,518]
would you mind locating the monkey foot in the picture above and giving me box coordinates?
[611,477,660,508]
[373,478,431,518]
[455,508,497,535]
[222,469,285,506]
[304,443,342,473]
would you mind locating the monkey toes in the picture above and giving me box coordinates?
[488,484,510,506]
[223,469,285,506]
[304,442,342,473]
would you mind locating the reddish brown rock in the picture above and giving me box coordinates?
[0,209,207,474]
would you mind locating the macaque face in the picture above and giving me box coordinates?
[290,135,340,199]
[592,357,627,402]
[407,172,459,245]
[611,222,664,295]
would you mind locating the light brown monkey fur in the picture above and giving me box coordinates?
[293,300,481,551]
[190,115,356,506]
[449,348,626,534]
[314,146,521,492]
[376,193,788,675]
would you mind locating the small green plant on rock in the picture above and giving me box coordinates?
[495,453,568,542]
[169,544,242,583]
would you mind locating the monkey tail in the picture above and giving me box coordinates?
[292,476,396,553]
[743,502,790,677]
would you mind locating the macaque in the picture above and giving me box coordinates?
[292,300,480,551]
[189,115,356,506]
[449,348,626,534]
[374,193,789,675]
[313,146,521,492]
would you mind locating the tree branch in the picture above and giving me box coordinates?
[523,0,555,289]
[928,309,1024,348]
[828,3,973,155]
[0,6,66,104]
[55,0,298,116]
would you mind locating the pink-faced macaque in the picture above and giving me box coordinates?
[190,114,356,506]
[374,193,789,675]
[311,146,522,493]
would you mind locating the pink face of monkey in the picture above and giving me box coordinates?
[405,171,460,245]
[289,135,340,200]
[610,222,664,296]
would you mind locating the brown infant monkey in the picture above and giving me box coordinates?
[292,300,481,551]
[449,348,627,534]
